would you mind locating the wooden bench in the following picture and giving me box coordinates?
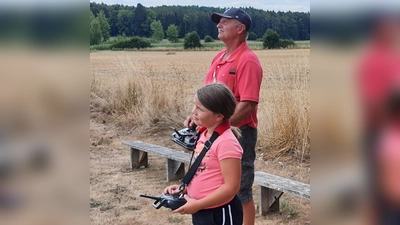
[122,140,191,182]
[123,140,310,215]
[254,171,310,215]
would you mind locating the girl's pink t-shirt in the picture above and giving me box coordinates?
[377,124,400,205]
[187,128,243,208]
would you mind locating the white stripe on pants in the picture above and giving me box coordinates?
[221,204,233,225]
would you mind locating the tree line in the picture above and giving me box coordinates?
[90,2,310,41]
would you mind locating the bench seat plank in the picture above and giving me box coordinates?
[254,171,310,215]
[123,140,191,182]
[254,171,310,199]
[123,140,191,164]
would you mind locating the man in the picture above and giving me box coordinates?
[357,15,400,225]
[185,8,263,225]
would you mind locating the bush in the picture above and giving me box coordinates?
[204,35,214,43]
[279,39,296,48]
[262,29,280,49]
[107,34,129,44]
[183,31,202,49]
[111,36,151,50]
[248,32,257,41]
[90,43,113,51]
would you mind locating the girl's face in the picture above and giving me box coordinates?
[191,95,222,128]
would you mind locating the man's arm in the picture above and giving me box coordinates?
[230,101,258,126]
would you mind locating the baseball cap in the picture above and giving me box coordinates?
[211,8,252,31]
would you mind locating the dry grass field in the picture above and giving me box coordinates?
[90,48,310,224]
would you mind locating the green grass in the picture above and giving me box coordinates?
[124,205,140,211]
[90,43,113,51]
[151,40,267,50]
[151,40,184,49]
[100,205,115,211]
[280,198,299,218]
[90,38,310,51]
[90,201,102,208]
[294,40,310,48]
[168,217,184,223]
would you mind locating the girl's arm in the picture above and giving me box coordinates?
[173,158,241,214]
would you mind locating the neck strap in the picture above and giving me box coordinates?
[181,120,230,187]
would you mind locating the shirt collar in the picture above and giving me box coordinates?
[223,42,249,62]
[198,120,231,136]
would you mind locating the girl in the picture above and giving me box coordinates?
[372,88,400,225]
[164,83,243,225]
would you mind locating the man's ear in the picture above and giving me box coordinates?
[237,24,245,34]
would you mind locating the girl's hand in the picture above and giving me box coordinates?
[172,195,200,214]
[163,185,180,195]
[183,116,195,128]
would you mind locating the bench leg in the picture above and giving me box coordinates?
[259,186,283,215]
[166,159,185,182]
[130,148,148,169]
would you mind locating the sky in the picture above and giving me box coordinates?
[90,0,310,13]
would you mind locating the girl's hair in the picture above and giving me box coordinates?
[196,83,242,138]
